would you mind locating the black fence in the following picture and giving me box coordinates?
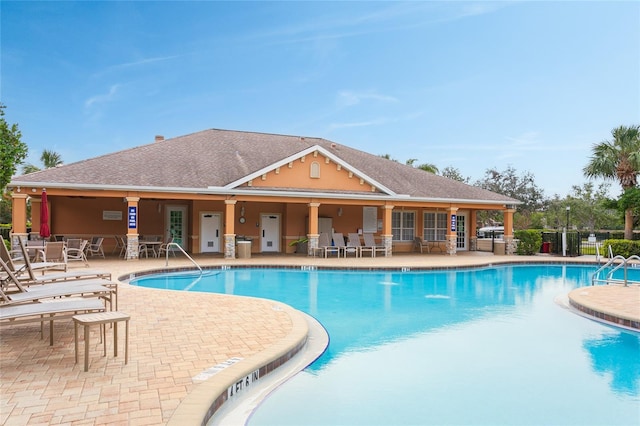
[540,231,614,257]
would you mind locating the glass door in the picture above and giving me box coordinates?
[166,206,187,250]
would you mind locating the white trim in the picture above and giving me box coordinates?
[7,181,521,206]
[222,145,397,196]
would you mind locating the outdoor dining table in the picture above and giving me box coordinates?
[139,240,162,257]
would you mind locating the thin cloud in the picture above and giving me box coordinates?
[85,84,120,109]
[92,55,185,79]
[337,90,399,107]
[329,118,389,130]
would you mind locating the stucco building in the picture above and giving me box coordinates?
[8,129,520,259]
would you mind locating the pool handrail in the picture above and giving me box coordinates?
[164,242,202,272]
[591,254,640,287]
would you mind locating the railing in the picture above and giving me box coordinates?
[164,242,202,272]
[591,255,640,287]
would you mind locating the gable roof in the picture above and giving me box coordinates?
[9,129,520,205]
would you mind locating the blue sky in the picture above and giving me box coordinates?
[2,1,639,198]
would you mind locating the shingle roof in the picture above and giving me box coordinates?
[10,129,519,204]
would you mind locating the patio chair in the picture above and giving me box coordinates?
[333,232,358,258]
[348,233,373,258]
[37,242,68,271]
[86,237,105,258]
[318,233,340,258]
[66,239,89,266]
[10,237,111,285]
[158,236,175,258]
[0,236,66,280]
[413,237,431,254]
[362,233,387,257]
[113,235,127,257]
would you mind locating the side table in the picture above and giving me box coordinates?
[73,311,130,372]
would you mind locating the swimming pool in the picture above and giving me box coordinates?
[131,265,640,425]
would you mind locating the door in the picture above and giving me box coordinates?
[261,214,280,252]
[456,212,467,251]
[166,206,187,250]
[318,217,333,237]
[200,212,221,253]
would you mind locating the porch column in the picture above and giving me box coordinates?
[31,196,42,238]
[125,197,140,260]
[10,193,28,248]
[503,207,516,255]
[224,200,237,259]
[381,205,394,257]
[307,202,320,256]
[469,210,478,251]
[446,207,458,255]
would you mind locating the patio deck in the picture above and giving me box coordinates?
[1,252,637,425]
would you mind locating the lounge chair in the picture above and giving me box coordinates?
[0,258,116,310]
[0,236,66,280]
[413,237,431,254]
[333,232,358,258]
[348,233,373,258]
[362,233,387,257]
[0,296,105,345]
[12,237,112,284]
[317,233,340,258]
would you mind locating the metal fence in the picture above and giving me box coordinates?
[541,231,617,257]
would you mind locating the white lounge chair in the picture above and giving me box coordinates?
[0,258,116,311]
[317,233,340,258]
[333,232,358,258]
[348,233,373,258]
[362,233,387,257]
[0,297,105,346]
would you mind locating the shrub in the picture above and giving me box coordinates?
[602,239,640,258]
[515,230,542,255]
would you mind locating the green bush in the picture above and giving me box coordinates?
[515,230,542,255]
[602,239,640,258]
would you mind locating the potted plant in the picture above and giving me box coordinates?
[289,237,308,254]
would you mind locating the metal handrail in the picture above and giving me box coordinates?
[164,242,202,272]
[605,255,640,287]
[592,254,639,287]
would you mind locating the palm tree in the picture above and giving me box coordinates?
[583,125,640,240]
[22,149,63,174]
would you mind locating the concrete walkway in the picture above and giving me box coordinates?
[1,253,637,425]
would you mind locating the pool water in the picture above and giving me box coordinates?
[131,265,640,425]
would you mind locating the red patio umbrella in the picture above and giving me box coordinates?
[39,190,50,238]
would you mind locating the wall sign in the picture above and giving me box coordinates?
[128,206,137,229]
[102,210,123,221]
[450,214,457,232]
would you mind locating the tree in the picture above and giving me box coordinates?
[22,149,63,174]
[441,166,470,183]
[475,166,546,214]
[583,125,640,240]
[0,103,28,194]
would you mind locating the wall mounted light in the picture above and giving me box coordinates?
[337,208,343,217]
[240,206,245,217]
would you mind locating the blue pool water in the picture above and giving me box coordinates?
[131,265,640,425]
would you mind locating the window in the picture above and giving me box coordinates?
[423,212,447,241]
[392,211,415,241]
[310,161,320,178]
